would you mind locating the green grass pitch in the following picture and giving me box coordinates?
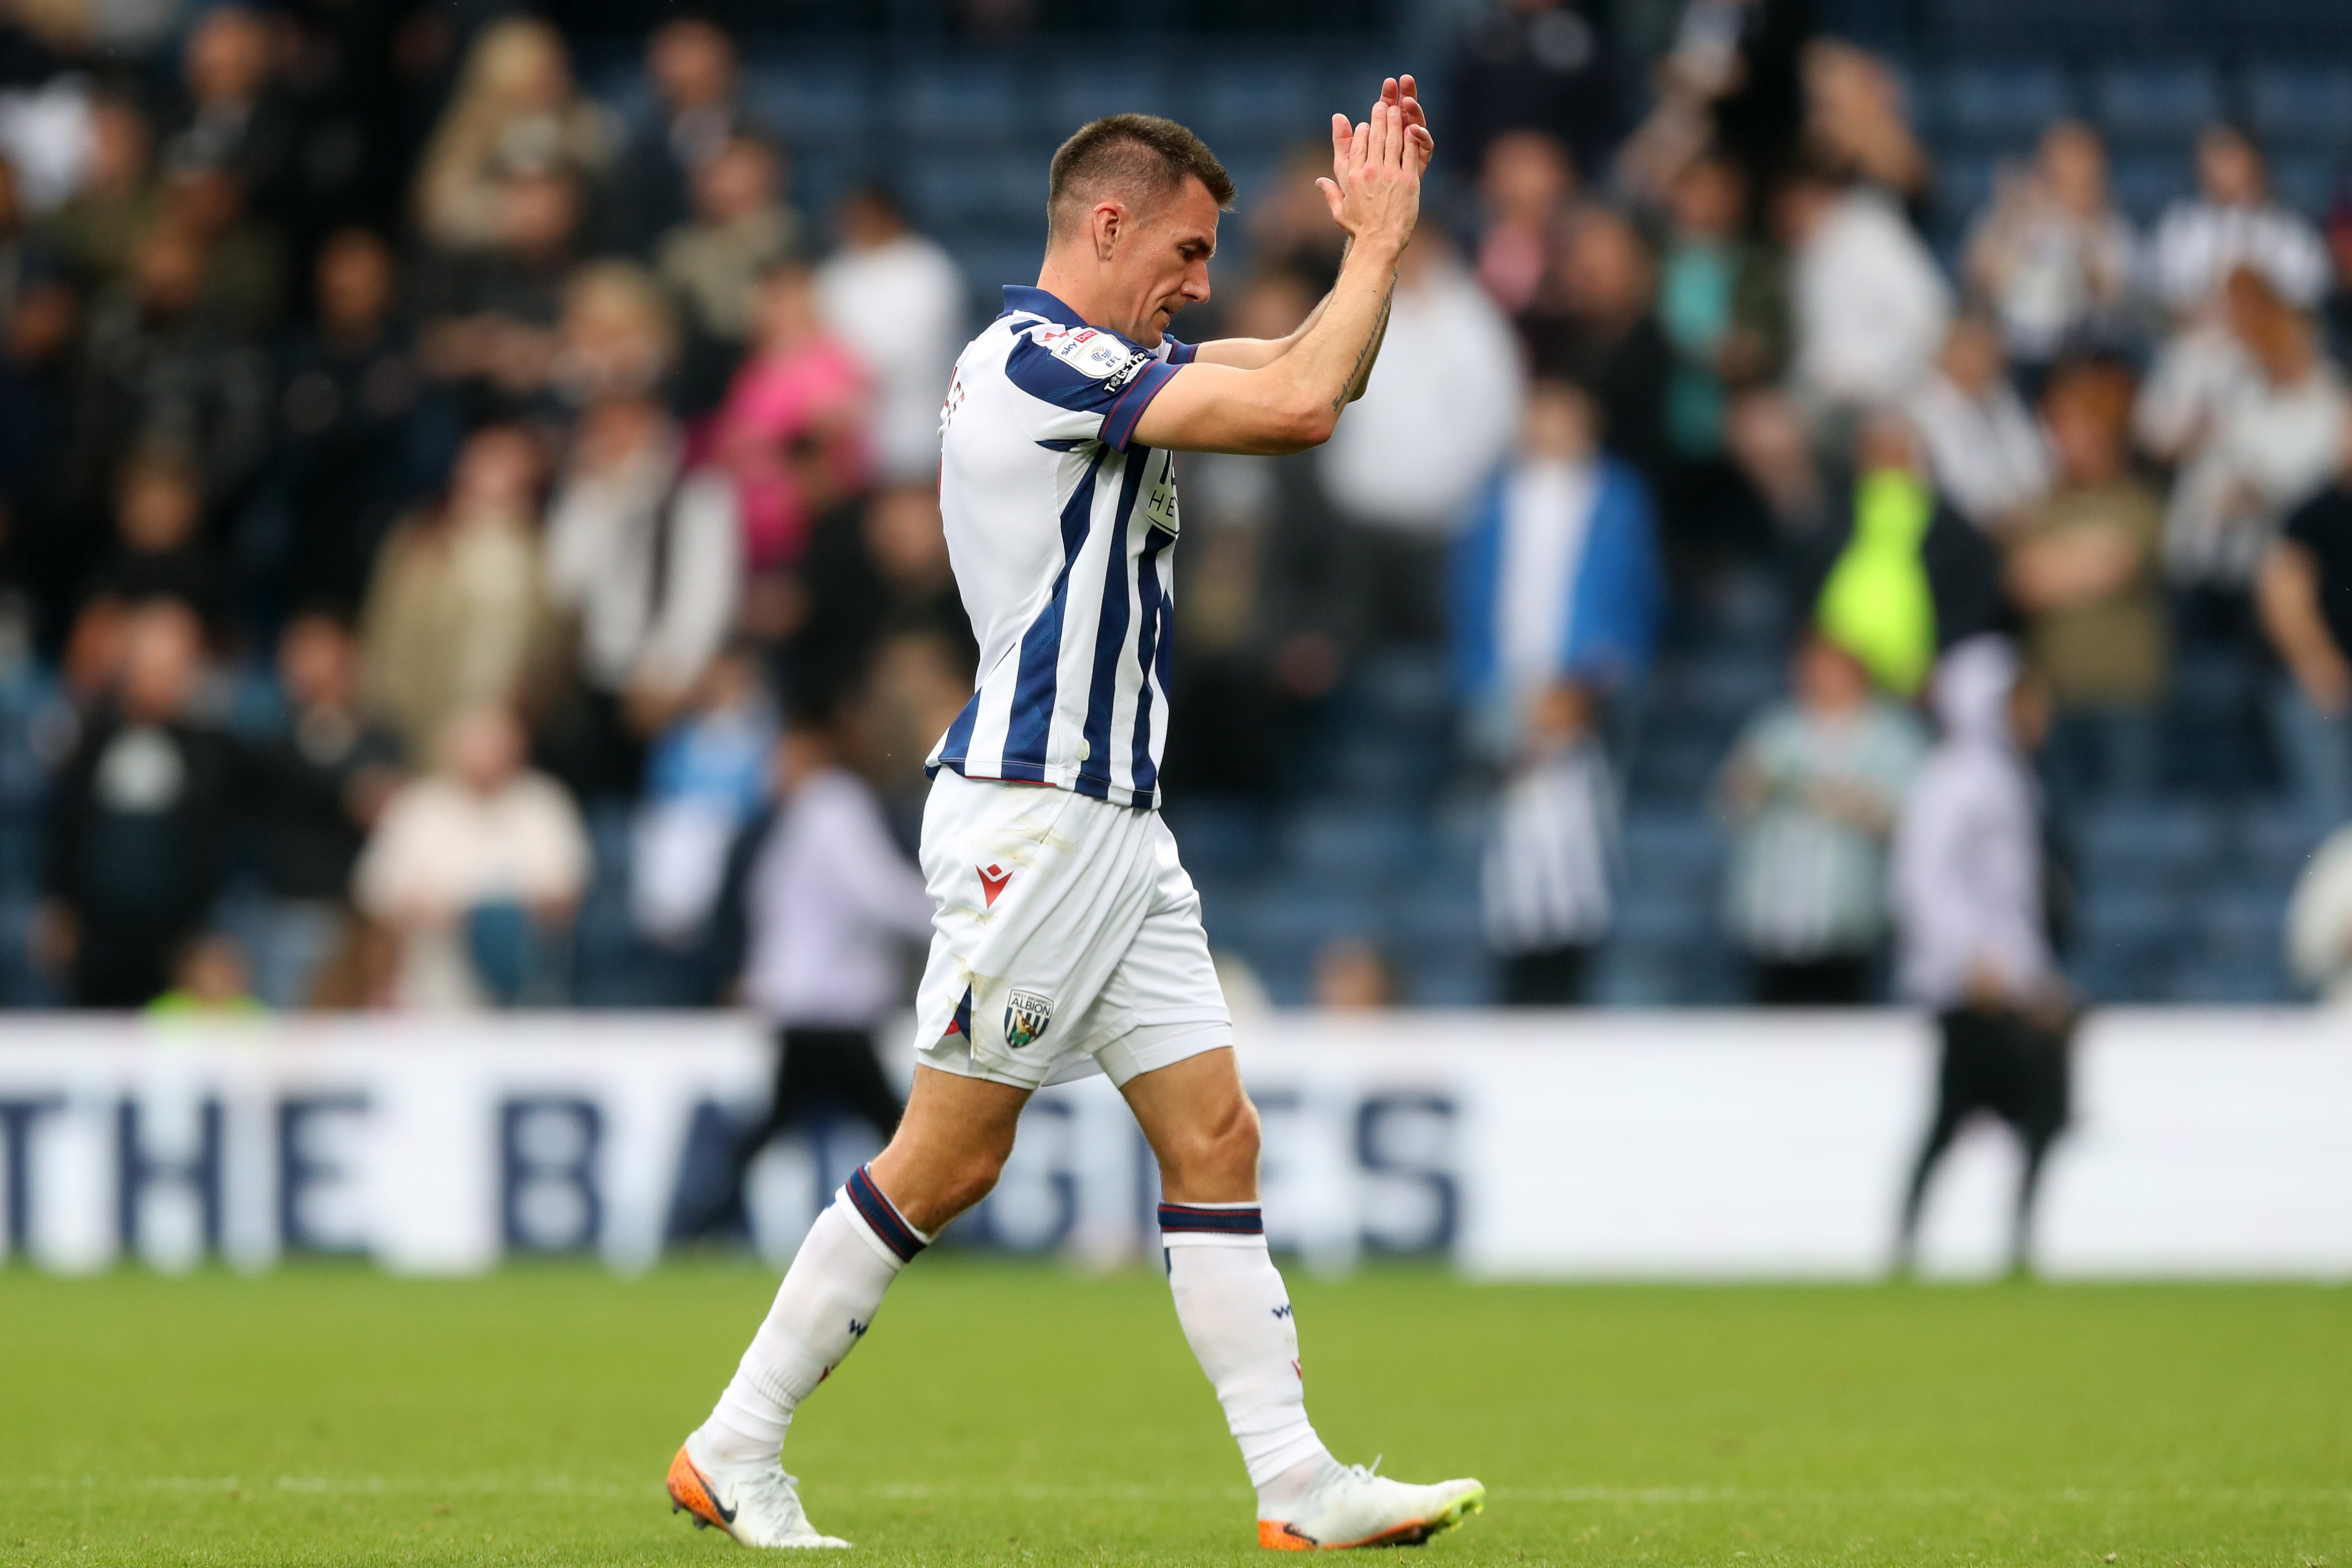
[3,1261,2346,1565]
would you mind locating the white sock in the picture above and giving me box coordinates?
[698,1165,930,1467]
[1160,1201,1333,1512]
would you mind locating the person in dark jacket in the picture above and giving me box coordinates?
[40,599,241,1006]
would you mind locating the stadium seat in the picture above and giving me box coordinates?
[2074,801,2225,880]
[1280,809,1426,889]
[887,59,1033,144]
[2236,805,2335,888]
[743,58,875,150]
[1618,810,1726,901]
[1045,71,1187,141]
[1191,57,1326,146]
[2268,151,2336,217]
[2086,60,2222,148]
[904,156,1049,232]
[1933,59,2075,148]
[2106,148,2194,222]
[2245,61,2352,150]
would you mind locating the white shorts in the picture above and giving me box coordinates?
[910,769,1231,1091]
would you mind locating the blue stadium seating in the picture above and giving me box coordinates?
[2087,60,2223,149]
[2245,62,2352,150]
[1934,59,2076,148]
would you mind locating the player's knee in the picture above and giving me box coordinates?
[1164,1093,1260,1193]
[934,1145,1010,1222]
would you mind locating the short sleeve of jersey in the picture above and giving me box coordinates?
[1002,325,1183,452]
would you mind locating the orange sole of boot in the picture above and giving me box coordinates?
[1258,1487,1486,1549]
[666,1444,740,1542]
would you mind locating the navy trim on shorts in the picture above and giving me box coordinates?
[1157,1202,1264,1237]
[847,1164,926,1262]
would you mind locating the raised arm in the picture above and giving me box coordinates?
[1135,90,1429,454]
[1187,78,1425,380]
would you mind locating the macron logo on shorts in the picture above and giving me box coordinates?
[978,862,1012,907]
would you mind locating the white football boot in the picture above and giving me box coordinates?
[666,1433,850,1549]
[1258,1460,1487,1550]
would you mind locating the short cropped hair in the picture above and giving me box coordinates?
[1047,114,1235,244]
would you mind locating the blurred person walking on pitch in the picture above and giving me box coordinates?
[1891,637,2076,1276]
[666,80,1487,1551]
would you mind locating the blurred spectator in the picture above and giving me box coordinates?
[414,16,611,253]
[0,156,33,320]
[159,149,284,340]
[1519,204,1671,490]
[2285,820,2352,1001]
[1448,0,1620,180]
[415,164,580,416]
[167,6,300,241]
[1311,935,1398,1011]
[1892,637,2072,1277]
[1798,414,2007,700]
[87,444,226,631]
[2325,196,2352,365]
[789,480,974,715]
[2007,361,2168,804]
[242,612,402,1007]
[657,131,798,406]
[600,17,753,257]
[2258,407,2352,820]
[1718,633,1924,1005]
[39,600,236,1006]
[147,929,262,1014]
[262,228,438,620]
[1963,121,2141,377]
[1316,230,1521,648]
[1246,142,1347,292]
[686,700,931,1233]
[66,219,274,528]
[1473,130,1574,315]
[40,91,158,289]
[710,260,868,573]
[1482,679,1615,1005]
[0,268,79,646]
[1620,0,1806,210]
[1800,40,1931,213]
[1774,159,1952,426]
[1657,148,1786,479]
[1451,380,1662,754]
[814,185,965,483]
[1904,313,2051,533]
[2144,266,2344,600]
[540,262,741,801]
[2150,124,2328,317]
[353,704,588,1010]
[361,423,563,764]
[631,644,775,948]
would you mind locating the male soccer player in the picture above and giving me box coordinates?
[666,78,1486,1551]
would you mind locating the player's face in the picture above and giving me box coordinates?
[1123,177,1219,342]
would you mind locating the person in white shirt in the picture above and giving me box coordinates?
[814,185,967,482]
[680,703,936,1238]
[1774,159,1952,427]
[2138,264,2345,593]
[1963,119,2141,371]
[352,705,590,1010]
[2149,122,2328,317]
[1903,313,2051,532]
[2286,820,2352,1003]
[1314,226,1522,646]
[1890,637,2075,1276]
[540,262,741,800]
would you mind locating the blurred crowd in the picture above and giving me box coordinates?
[0,6,976,1013]
[9,0,2352,1022]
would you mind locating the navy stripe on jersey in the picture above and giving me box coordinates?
[1101,359,1180,449]
[1130,523,1174,798]
[1000,451,1105,776]
[1077,454,1153,801]
[1158,1202,1264,1237]
[847,1164,927,1262]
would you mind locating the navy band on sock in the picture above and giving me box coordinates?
[846,1164,926,1262]
[1157,1202,1263,1237]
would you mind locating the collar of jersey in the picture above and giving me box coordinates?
[999,284,1154,354]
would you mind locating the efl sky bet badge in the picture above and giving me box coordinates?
[1003,989,1054,1050]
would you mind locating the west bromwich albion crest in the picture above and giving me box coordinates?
[1003,989,1055,1050]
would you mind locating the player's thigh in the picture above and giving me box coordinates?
[1118,1046,1260,1204]
[869,1064,1033,1232]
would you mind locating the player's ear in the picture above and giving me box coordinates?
[1094,199,1124,263]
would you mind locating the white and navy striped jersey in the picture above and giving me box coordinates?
[928,284,1197,810]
